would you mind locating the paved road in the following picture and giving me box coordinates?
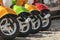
[0,19,60,40]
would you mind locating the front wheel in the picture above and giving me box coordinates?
[31,15,42,34]
[41,17,51,31]
[0,15,19,40]
[17,17,32,37]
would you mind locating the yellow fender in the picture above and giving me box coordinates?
[25,4,38,12]
[0,6,17,18]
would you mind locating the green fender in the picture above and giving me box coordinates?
[13,5,29,15]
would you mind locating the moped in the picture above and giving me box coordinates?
[24,3,42,34]
[11,0,32,37]
[0,6,19,40]
[12,5,32,37]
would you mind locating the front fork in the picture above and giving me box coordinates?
[44,14,51,19]
[40,14,51,20]
[18,13,31,23]
[40,11,51,19]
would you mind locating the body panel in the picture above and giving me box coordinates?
[25,4,38,12]
[35,3,49,11]
[0,6,16,18]
[13,5,29,15]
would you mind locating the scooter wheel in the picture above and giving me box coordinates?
[41,17,51,31]
[0,14,19,40]
[30,15,42,34]
[40,10,51,31]
[17,16,32,37]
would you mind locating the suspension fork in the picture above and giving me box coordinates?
[19,13,31,22]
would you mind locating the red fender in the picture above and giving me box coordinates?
[34,3,49,11]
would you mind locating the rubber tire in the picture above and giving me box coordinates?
[0,14,19,40]
[41,17,51,31]
[19,22,32,37]
[30,11,42,34]
[17,12,32,37]
[17,20,32,37]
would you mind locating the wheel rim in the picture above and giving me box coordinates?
[42,18,49,27]
[17,17,30,33]
[31,15,41,30]
[0,18,16,35]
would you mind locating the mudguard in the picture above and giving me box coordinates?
[34,3,49,11]
[0,6,16,18]
[13,5,29,15]
[25,4,38,12]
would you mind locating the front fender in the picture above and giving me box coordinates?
[35,3,49,11]
[25,4,38,12]
[13,5,29,15]
[0,6,16,18]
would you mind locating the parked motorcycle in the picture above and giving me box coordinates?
[25,4,42,34]
[33,3,51,31]
[0,6,19,40]
[12,5,32,37]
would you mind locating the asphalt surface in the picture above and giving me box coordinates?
[0,19,60,40]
